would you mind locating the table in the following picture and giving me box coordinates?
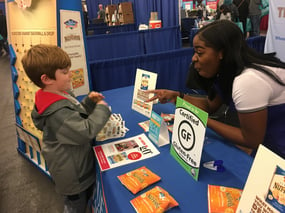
[94,86,253,213]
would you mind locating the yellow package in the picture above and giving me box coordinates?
[117,166,161,194]
[130,186,179,213]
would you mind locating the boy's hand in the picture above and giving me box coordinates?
[88,91,105,103]
[97,100,109,106]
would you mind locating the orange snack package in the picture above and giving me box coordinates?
[208,184,243,213]
[117,166,161,194]
[130,186,179,213]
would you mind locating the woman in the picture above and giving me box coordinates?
[146,20,285,158]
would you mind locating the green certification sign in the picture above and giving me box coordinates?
[170,97,208,180]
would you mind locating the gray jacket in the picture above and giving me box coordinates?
[248,0,261,16]
[31,89,111,195]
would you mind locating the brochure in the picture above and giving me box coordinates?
[96,113,129,141]
[94,134,160,171]
[131,68,157,118]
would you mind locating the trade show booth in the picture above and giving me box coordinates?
[4,0,268,212]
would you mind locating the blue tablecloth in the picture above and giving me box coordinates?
[96,86,253,213]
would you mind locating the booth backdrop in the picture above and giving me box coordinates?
[88,36,266,93]
[86,26,182,61]
[89,48,194,92]
[86,0,179,28]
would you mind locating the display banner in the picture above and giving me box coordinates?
[170,97,208,181]
[264,0,285,62]
[7,0,57,174]
[60,10,90,96]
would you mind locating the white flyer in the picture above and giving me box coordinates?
[94,134,160,171]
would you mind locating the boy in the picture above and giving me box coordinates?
[21,44,111,213]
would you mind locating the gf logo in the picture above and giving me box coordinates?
[178,120,195,151]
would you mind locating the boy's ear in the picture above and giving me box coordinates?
[40,74,53,85]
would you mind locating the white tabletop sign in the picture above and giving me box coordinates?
[132,68,157,118]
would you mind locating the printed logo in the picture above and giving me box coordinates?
[178,120,195,151]
[64,19,78,29]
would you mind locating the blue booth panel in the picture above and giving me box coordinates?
[246,36,266,53]
[86,31,144,61]
[86,26,182,61]
[89,48,194,92]
[142,26,182,54]
[88,23,136,35]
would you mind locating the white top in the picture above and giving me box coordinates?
[232,66,285,112]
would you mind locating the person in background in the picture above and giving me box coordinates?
[248,0,261,37]
[216,0,225,15]
[259,0,269,34]
[233,0,249,38]
[217,4,232,21]
[0,9,9,56]
[217,0,239,22]
[21,44,111,213]
[196,0,207,20]
[146,20,285,159]
[97,4,105,21]
[82,3,89,34]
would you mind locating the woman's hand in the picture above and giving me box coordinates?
[145,89,179,104]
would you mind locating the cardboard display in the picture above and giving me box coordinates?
[237,145,285,213]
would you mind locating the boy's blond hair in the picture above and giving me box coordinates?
[21,44,71,88]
